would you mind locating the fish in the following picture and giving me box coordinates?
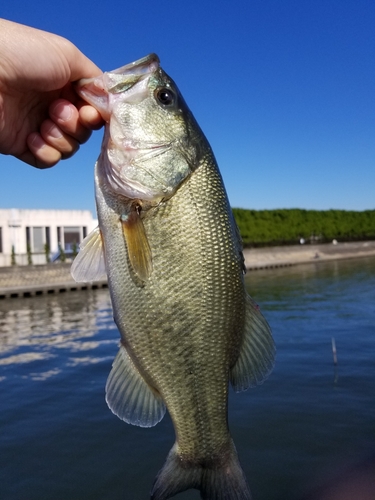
[71,53,275,500]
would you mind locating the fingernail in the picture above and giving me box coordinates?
[50,101,73,122]
[28,133,45,150]
[47,123,63,139]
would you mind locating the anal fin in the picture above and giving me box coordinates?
[106,345,166,427]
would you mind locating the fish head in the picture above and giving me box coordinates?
[76,54,207,202]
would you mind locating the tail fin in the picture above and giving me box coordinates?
[151,440,252,500]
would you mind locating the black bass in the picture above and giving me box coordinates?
[71,54,275,500]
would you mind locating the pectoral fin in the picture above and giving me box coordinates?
[70,227,107,282]
[121,209,152,281]
[230,294,275,391]
[106,345,166,427]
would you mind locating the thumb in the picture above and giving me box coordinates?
[61,40,103,82]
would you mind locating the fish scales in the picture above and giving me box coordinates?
[72,53,275,500]
[100,157,245,457]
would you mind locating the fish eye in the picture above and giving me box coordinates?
[156,88,176,106]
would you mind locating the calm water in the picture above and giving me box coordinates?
[0,257,374,500]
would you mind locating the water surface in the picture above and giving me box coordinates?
[1,257,374,499]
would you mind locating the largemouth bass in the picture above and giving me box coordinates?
[71,54,275,500]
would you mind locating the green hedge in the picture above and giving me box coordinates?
[232,208,375,247]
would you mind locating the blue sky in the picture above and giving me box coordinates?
[1,0,374,215]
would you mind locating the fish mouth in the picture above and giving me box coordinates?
[111,53,160,75]
[75,53,160,103]
[104,54,160,94]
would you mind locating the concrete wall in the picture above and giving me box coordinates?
[0,209,96,267]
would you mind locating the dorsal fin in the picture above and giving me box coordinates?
[230,294,275,391]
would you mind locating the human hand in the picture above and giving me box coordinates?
[0,19,104,168]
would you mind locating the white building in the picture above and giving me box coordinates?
[0,209,96,266]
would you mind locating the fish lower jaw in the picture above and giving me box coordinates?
[101,158,170,202]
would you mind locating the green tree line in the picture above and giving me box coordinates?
[232,208,375,247]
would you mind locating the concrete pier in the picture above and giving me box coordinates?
[1,241,375,299]
[0,263,107,299]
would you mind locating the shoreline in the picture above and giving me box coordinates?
[243,240,375,270]
[1,241,375,299]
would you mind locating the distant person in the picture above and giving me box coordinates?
[0,18,104,169]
